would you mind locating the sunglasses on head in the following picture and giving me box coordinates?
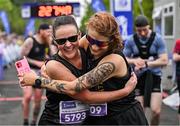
[54,35,78,45]
[86,35,109,48]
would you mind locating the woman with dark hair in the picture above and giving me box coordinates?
[20,15,137,125]
[19,12,147,125]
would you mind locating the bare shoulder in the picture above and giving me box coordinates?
[46,60,70,73]
[21,37,34,56]
[99,54,127,77]
[23,37,34,47]
[100,54,126,66]
[46,60,75,80]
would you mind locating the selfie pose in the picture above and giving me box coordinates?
[19,12,148,125]
[19,15,137,125]
[20,23,51,125]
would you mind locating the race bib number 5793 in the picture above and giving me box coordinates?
[59,100,89,124]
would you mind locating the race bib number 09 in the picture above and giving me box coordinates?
[89,103,107,116]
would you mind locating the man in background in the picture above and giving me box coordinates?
[20,23,51,125]
[123,15,168,125]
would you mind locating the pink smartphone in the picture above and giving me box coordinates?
[15,57,31,75]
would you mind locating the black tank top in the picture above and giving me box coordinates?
[42,48,87,124]
[27,37,46,69]
[87,48,137,116]
[176,61,180,76]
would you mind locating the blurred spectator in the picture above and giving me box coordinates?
[172,39,180,120]
[123,15,168,125]
[20,23,52,125]
[1,32,21,69]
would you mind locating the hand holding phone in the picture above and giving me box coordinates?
[15,57,31,88]
[15,56,31,75]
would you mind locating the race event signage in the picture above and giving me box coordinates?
[21,3,80,18]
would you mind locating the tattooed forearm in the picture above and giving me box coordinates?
[39,62,115,94]
[75,76,86,92]
[75,62,115,92]
[41,77,66,94]
[41,78,53,85]
[56,83,66,93]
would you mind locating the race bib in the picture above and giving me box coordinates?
[59,100,89,124]
[89,103,107,116]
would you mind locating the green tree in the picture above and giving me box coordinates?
[134,0,153,28]
[0,0,54,35]
[80,0,110,33]
[0,0,13,11]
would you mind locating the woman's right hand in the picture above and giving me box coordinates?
[124,72,137,94]
[18,70,38,87]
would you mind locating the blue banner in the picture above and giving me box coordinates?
[111,0,133,40]
[24,18,35,37]
[0,11,10,34]
[91,0,106,12]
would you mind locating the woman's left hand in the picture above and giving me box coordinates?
[18,70,38,87]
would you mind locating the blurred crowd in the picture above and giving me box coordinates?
[0,30,24,79]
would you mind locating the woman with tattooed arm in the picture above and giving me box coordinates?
[19,15,137,125]
[19,12,148,125]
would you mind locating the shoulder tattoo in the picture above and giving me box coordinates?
[75,62,115,92]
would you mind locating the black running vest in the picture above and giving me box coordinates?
[133,32,157,59]
[27,37,47,69]
[86,48,137,116]
[41,48,87,124]
[176,59,180,76]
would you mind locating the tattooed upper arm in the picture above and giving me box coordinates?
[40,54,126,95]
[21,38,33,56]
[86,62,115,85]
[74,62,115,92]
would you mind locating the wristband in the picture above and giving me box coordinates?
[34,76,42,89]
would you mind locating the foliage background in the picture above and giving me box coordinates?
[80,0,153,33]
[0,0,54,35]
[0,0,153,35]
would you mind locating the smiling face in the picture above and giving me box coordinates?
[87,28,109,59]
[54,24,80,60]
[86,12,123,59]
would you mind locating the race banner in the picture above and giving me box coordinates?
[0,11,10,34]
[111,0,133,40]
[24,18,35,37]
[91,0,106,12]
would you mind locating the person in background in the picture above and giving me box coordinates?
[46,24,58,56]
[172,39,180,120]
[20,23,52,125]
[19,12,148,125]
[123,15,168,125]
